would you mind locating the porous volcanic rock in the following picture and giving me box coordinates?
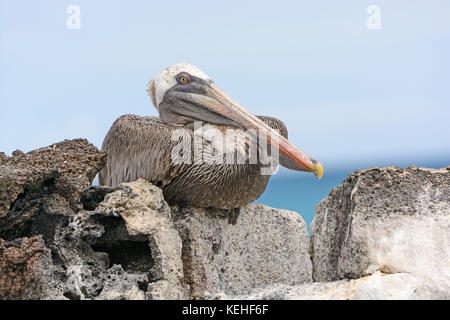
[310,166,450,295]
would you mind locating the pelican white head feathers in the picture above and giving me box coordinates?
[148,63,211,109]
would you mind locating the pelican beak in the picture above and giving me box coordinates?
[178,82,323,178]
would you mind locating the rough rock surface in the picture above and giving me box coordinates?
[1,140,449,300]
[0,236,65,299]
[0,140,153,299]
[0,140,312,299]
[209,271,446,300]
[0,139,106,239]
[171,203,312,298]
[95,179,188,300]
[212,166,449,300]
[310,166,450,295]
[96,179,312,298]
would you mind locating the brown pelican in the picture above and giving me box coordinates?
[99,63,323,209]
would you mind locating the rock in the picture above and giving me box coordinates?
[97,179,312,299]
[351,272,448,300]
[0,140,155,300]
[207,280,355,300]
[95,265,147,300]
[1,139,449,300]
[96,179,188,300]
[0,139,106,238]
[310,166,450,295]
[0,235,66,299]
[172,204,312,298]
[0,184,159,300]
[209,271,447,300]
[0,139,312,299]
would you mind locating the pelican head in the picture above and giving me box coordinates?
[147,63,323,178]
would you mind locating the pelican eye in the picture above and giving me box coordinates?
[177,73,191,85]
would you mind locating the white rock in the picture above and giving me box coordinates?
[209,272,449,300]
[310,166,450,298]
[98,179,313,299]
[172,204,312,298]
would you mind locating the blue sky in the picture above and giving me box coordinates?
[1,0,449,174]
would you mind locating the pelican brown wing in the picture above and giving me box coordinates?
[99,114,192,187]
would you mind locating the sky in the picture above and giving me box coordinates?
[1,0,449,175]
